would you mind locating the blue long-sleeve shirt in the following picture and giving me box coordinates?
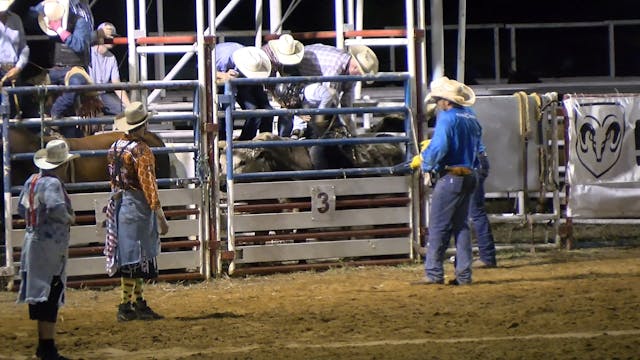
[63,17,92,57]
[30,0,92,64]
[215,42,244,72]
[421,106,482,173]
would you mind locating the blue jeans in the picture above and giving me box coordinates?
[219,85,273,140]
[469,172,497,266]
[278,114,293,137]
[425,173,477,284]
[100,92,126,116]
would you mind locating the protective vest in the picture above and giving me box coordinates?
[52,15,89,67]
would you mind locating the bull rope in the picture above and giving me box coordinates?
[61,137,77,184]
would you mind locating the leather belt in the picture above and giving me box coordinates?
[444,166,473,176]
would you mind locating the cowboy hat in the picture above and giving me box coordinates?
[232,46,272,79]
[64,66,98,96]
[348,45,379,76]
[114,101,152,133]
[97,21,119,39]
[0,0,14,12]
[268,34,304,65]
[426,76,476,106]
[37,0,69,36]
[348,45,379,84]
[33,139,79,170]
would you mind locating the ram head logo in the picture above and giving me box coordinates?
[575,104,625,178]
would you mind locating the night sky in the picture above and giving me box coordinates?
[11,0,640,80]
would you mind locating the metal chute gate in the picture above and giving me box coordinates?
[214,73,420,276]
[1,82,210,287]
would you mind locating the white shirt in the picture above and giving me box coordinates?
[0,11,29,69]
[89,46,120,85]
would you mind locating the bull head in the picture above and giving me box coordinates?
[575,104,625,178]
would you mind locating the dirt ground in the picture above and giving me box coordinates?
[0,243,639,360]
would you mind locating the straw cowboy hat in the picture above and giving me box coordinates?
[64,66,98,96]
[34,139,79,170]
[232,46,272,78]
[426,76,476,107]
[348,45,379,76]
[268,34,304,65]
[37,0,69,36]
[0,0,14,12]
[115,101,152,133]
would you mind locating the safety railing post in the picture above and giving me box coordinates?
[1,87,13,277]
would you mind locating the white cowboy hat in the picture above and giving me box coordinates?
[348,45,379,84]
[37,0,69,37]
[426,76,476,106]
[232,46,272,79]
[268,34,304,65]
[0,0,15,12]
[114,101,152,133]
[33,139,79,170]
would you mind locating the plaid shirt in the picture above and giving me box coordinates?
[296,44,354,107]
[107,134,160,210]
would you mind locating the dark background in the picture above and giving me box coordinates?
[11,0,640,82]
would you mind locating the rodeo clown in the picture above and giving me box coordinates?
[104,102,169,322]
[411,76,483,286]
[31,0,101,138]
[17,139,78,360]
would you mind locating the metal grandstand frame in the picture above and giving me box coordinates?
[11,0,632,281]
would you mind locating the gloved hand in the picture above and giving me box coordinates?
[156,208,170,235]
[420,139,431,152]
[47,18,62,31]
[423,171,432,187]
[477,152,490,178]
[2,67,21,82]
[291,129,304,140]
[49,19,71,41]
[423,170,437,188]
[409,154,422,170]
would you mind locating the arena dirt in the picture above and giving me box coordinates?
[1,244,639,360]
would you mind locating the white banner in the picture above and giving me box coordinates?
[564,95,640,218]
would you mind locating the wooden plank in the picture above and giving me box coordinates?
[10,218,200,248]
[10,188,201,213]
[235,237,410,263]
[66,251,200,277]
[158,187,202,206]
[233,176,410,201]
[233,206,410,232]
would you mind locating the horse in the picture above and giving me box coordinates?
[2,127,171,188]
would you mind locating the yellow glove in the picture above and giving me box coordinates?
[420,139,431,152]
[410,154,422,170]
